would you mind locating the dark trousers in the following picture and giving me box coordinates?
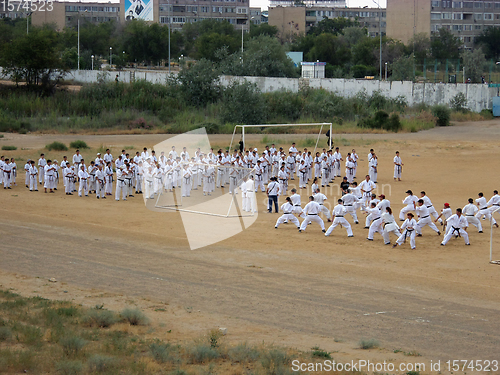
[268,195,278,213]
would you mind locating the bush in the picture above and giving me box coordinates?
[220,81,265,125]
[228,343,260,363]
[358,338,379,349]
[121,308,149,326]
[56,360,83,375]
[82,309,117,328]
[311,346,332,359]
[387,113,402,132]
[69,140,89,149]
[1,145,16,150]
[431,105,451,126]
[0,326,12,341]
[86,355,116,373]
[480,108,494,119]
[260,348,293,374]
[46,141,68,151]
[188,344,219,364]
[450,92,468,112]
[60,336,86,357]
[150,341,174,363]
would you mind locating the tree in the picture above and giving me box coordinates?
[306,33,351,67]
[308,17,360,36]
[175,59,221,107]
[390,54,415,81]
[461,47,487,83]
[195,32,239,62]
[407,33,430,65]
[249,23,278,38]
[221,81,265,124]
[476,27,500,60]
[0,26,66,93]
[342,26,368,47]
[431,28,460,60]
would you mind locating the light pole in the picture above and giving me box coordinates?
[91,55,94,70]
[77,17,80,70]
[167,0,171,74]
[372,0,382,81]
[110,47,112,67]
[385,62,388,80]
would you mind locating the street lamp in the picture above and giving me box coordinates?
[385,62,388,80]
[167,0,171,74]
[91,55,94,70]
[77,17,80,70]
[109,47,112,67]
[372,0,382,81]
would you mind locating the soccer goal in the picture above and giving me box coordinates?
[229,123,333,155]
[489,206,500,265]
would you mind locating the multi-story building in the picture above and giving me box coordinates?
[31,1,120,30]
[29,0,249,33]
[268,5,386,40]
[386,0,500,49]
[0,1,30,20]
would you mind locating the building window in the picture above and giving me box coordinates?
[464,36,471,42]
[160,16,170,23]
[484,12,493,19]
[431,12,441,19]
[452,24,462,30]
[172,17,185,22]
[474,1,483,7]
[464,24,472,30]
[463,1,473,7]
[474,13,483,19]
[495,2,500,8]
[431,0,441,6]
[442,12,452,18]
[452,1,462,7]
[475,24,482,29]
[453,12,463,19]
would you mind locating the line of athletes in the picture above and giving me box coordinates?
[273,185,500,249]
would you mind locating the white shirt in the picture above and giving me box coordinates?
[441,207,453,220]
[38,158,47,167]
[403,195,418,207]
[342,193,357,206]
[332,204,347,217]
[359,180,376,194]
[78,169,89,179]
[376,199,391,212]
[415,205,430,218]
[446,214,468,229]
[290,193,301,207]
[487,194,500,207]
[141,151,150,160]
[463,203,478,216]
[303,201,321,215]
[281,202,294,214]
[476,197,488,209]
[401,218,417,231]
[267,181,280,196]
[421,195,434,208]
[314,192,327,205]
[72,154,82,164]
[103,153,113,163]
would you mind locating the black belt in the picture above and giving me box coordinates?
[344,204,352,206]
[466,215,475,216]
[335,215,344,217]
[284,212,292,214]
[294,204,300,206]
[279,179,286,181]
[420,215,429,219]
[480,207,487,210]
[494,204,500,206]
[308,214,318,215]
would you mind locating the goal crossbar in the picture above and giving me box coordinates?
[229,123,333,154]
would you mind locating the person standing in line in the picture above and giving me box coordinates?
[95,165,106,199]
[341,189,359,224]
[486,190,500,226]
[435,202,453,232]
[78,165,89,197]
[64,163,74,195]
[2,158,12,189]
[325,199,353,237]
[299,196,326,233]
[278,165,288,196]
[359,175,376,208]
[44,160,56,193]
[393,151,403,181]
[72,150,82,181]
[368,152,378,183]
[441,208,470,246]
[24,159,31,188]
[29,160,38,191]
[38,153,47,186]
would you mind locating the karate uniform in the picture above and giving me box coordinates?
[415,205,440,235]
[290,193,305,218]
[254,165,265,192]
[368,156,378,182]
[298,163,307,188]
[95,169,105,198]
[105,166,114,195]
[341,193,359,223]
[325,204,353,237]
[38,158,47,185]
[381,212,400,244]
[299,201,325,232]
[395,218,417,249]
[78,169,89,196]
[475,196,495,225]
[359,179,376,207]
[393,155,402,179]
[365,206,387,243]
[24,162,31,187]
[181,168,192,197]
[29,165,38,191]
[463,203,482,232]
[278,170,288,195]
[313,192,331,220]
[2,163,12,188]
[399,195,418,220]
[421,195,439,219]
[44,164,56,190]
[441,214,469,245]
[64,167,74,194]
[345,160,355,183]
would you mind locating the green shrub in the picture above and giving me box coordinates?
[121,308,149,326]
[450,92,467,112]
[69,140,89,149]
[260,348,293,374]
[480,108,494,119]
[311,346,332,359]
[150,341,174,363]
[387,113,402,132]
[56,360,83,375]
[60,336,86,357]
[46,141,68,151]
[189,344,219,364]
[358,338,379,349]
[0,326,12,341]
[228,343,260,363]
[1,145,16,150]
[86,355,116,373]
[221,81,265,125]
[431,105,451,126]
[82,309,117,328]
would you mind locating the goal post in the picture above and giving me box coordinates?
[229,123,333,154]
[489,206,500,264]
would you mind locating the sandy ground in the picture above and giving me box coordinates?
[1,121,500,373]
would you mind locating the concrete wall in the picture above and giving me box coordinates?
[2,68,494,112]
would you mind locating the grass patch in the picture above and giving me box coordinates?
[228,342,260,363]
[358,338,380,349]
[82,309,118,328]
[86,354,117,373]
[55,360,83,375]
[1,145,17,150]
[69,140,89,149]
[0,326,12,341]
[188,344,220,364]
[121,307,150,326]
[123,145,135,150]
[60,335,86,357]
[311,346,332,359]
[46,141,69,151]
[150,341,175,363]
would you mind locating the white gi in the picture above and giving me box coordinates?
[144,169,154,199]
[299,201,325,232]
[381,212,400,244]
[441,214,469,245]
[399,195,418,220]
[395,217,417,249]
[254,165,265,192]
[275,202,300,229]
[475,196,495,225]
[115,168,127,200]
[2,162,12,188]
[95,169,105,198]
[368,155,378,182]
[314,192,331,220]
[72,154,82,177]
[421,195,439,219]
[341,193,359,223]
[64,166,73,194]
[24,162,31,187]
[359,179,376,207]
[298,162,307,188]
[245,178,256,212]
[325,204,353,237]
[44,164,56,190]
[321,158,329,186]
[38,157,47,185]
[487,194,500,222]
[365,206,387,243]
[105,165,113,195]
[345,159,355,183]
[278,169,288,195]
[29,165,38,191]
[438,207,453,226]
[290,193,305,218]
[332,150,342,177]
[415,205,440,235]
[78,169,89,196]
[463,203,482,232]
[393,155,402,179]
[181,167,192,197]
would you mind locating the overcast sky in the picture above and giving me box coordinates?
[252,0,387,10]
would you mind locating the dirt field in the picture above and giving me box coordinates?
[1,121,500,373]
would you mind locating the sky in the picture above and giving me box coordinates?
[251,0,387,10]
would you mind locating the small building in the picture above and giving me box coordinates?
[301,62,326,78]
